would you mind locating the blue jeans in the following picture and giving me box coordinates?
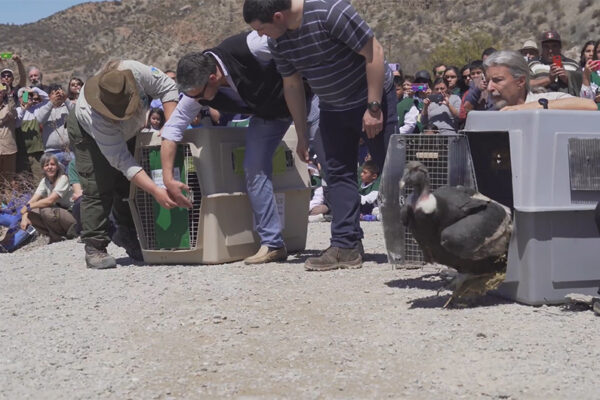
[320,85,398,248]
[244,116,292,248]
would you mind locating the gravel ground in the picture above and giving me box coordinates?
[1,221,599,399]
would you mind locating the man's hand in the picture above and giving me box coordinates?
[164,178,192,208]
[362,109,383,139]
[152,185,182,209]
[550,64,568,84]
[296,133,309,163]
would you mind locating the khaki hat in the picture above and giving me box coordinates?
[84,69,139,120]
[520,40,538,51]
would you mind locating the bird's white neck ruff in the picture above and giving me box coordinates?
[416,193,437,214]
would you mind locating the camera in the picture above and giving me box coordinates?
[428,93,444,104]
[411,83,428,92]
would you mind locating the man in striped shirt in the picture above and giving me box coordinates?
[244,0,397,271]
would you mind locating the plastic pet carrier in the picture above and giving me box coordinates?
[380,133,477,266]
[130,127,310,264]
[464,110,600,305]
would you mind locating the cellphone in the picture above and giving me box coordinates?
[428,93,444,103]
[552,55,562,68]
[22,91,28,103]
[411,83,428,92]
[0,52,12,60]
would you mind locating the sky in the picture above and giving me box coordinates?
[0,0,115,25]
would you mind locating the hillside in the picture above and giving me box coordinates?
[1,0,599,84]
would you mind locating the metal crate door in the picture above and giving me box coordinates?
[398,134,476,264]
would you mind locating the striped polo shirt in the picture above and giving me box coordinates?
[269,0,376,111]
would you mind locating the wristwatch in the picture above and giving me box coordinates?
[538,98,548,109]
[367,101,381,113]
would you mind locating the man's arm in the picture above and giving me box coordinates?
[13,55,26,88]
[357,36,384,138]
[160,95,203,208]
[282,73,308,162]
[501,97,598,111]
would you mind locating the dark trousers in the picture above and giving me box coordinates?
[67,110,135,250]
[320,85,397,248]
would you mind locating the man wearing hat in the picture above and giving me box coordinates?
[67,60,179,269]
[0,53,26,104]
[519,40,539,62]
[529,30,581,96]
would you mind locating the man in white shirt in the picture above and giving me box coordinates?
[483,50,597,111]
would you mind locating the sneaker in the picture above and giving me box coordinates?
[85,245,117,269]
[305,246,363,271]
[111,225,143,261]
[244,245,288,264]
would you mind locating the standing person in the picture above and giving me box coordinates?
[27,65,49,93]
[243,0,398,271]
[161,31,309,264]
[34,84,74,168]
[67,77,84,101]
[0,84,17,181]
[67,60,179,269]
[0,54,26,103]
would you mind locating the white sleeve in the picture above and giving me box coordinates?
[580,83,595,99]
[361,190,379,205]
[399,105,418,134]
[160,94,203,142]
[33,99,53,124]
[89,112,142,180]
[309,186,325,210]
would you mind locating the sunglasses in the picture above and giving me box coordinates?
[185,83,208,99]
[1,73,12,78]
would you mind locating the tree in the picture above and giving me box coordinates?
[424,30,502,69]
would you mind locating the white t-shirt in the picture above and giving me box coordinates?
[34,174,73,209]
[524,91,572,103]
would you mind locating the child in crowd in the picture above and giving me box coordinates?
[358,160,381,220]
[144,107,165,133]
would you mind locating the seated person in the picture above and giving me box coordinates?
[422,123,439,135]
[484,50,597,111]
[358,160,380,219]
[528,31,582,96]
[308,157,329,218]
[19,153,77,243]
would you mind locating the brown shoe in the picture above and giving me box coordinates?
[305,246,362,271]
[244,245,288,264]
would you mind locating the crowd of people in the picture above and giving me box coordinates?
[1,0,599,270]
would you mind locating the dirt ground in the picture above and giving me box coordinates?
[1,221,599,399]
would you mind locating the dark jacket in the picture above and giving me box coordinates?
[203,32,290,120]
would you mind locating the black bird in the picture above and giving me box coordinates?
[399,161,513,306]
